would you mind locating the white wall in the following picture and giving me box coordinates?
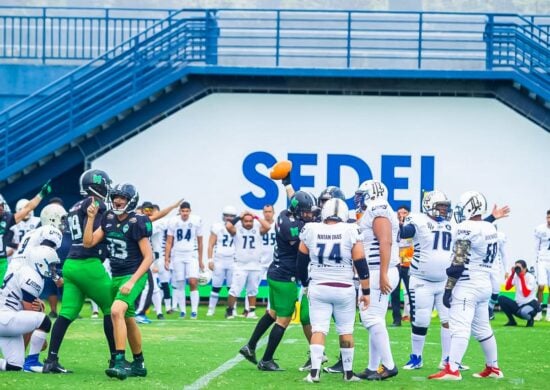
[93,93,550,267]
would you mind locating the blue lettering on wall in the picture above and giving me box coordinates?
[241,151,435,211]
[240,151,278,209]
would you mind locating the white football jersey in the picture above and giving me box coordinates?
[454,220,498,284]
[10,225,63,267]
[534,223,550,263]
[211,221,235,259]
[496,231,508,270]
[358,199,400,270]
[405,213,453,282]
[167,214,203,255]
[233,220,262,269]
[10,216,41,245]
[260,221,276,265]
[0,264,44,312]
[300,222,359,283]
[151,217,170,259]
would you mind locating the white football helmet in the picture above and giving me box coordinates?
[16,198,32,220]
[321,198,349,223]
[198,268,212,286]
[28,245,61,279]
[354,180,388,212]
[40,203,68,230]
[454,191,487,223]
[422,190,451,222]
[222,205,237,220]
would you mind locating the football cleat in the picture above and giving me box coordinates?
[303,373,320,383]
[135,314,152,324]
[258,359,284,371]
[105,358,128,380]
[246,311,258,319]
[299,353,328,371]
[343,372,362,382]
[239,345,258,364]
[128,359,147,377]
[366,364,398,380]
[403,354,423,370]
[42,358,73,374]
[428,364,461,380]
[355,367,378,380]
[23,354,43,373]
[534,312,542,321]
[157,313,165,320]
[206,309,215,317]
[439,357,469,371]
[91,312,99,319]
[190,312,198,320]
[323,358,343,373]
[179,312,186,319]
[473,365,503,379]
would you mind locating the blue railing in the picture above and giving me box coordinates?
[0,6,174,63]
[0,9,548,181]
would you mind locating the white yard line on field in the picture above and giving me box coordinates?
[183,325,296,390]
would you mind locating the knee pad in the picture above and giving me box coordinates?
[360,310,385,329]
[411,325,428,336]
[412,307,431,328]
[212,286,221,293]
[38,315,52,333]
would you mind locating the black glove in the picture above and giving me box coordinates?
[38,180,52,198]
[443,289,452,308]
[282,173,291,186]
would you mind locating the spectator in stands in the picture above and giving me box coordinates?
[498,260,540,327]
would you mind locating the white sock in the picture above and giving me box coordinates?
[245,296,250,311]
[411,333,425,357]
[441,326,451,362]
[370,323,395,369]
[340,347,354,372]
[190,290,199,313]
[403,293,410,316]
[164,298,172,311]
[137,283,149,313]
[368,332,379,371]
[449,336,469,371]
[208,291,219,310]
[309,344,325,373]
[0,358,6,371]
[152,289,162,315]
[91,300,99,313]
[174,280,186,313]
[29,330,47,355]
[479,335,499,368]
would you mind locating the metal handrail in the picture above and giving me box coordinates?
[0,8,547,180]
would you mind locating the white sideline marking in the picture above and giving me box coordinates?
[183,338,268,390]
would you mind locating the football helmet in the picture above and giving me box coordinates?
[354,180,388,212]
[222,205,238,221]
[454,191,487,223]
[40,203,68,230]
[108,183,139,215]
[16,198,32,220]
[28,245,61,279]
[422,190,452,222]
[321,198,349,223]
[198,268,212,286]
[289,191,315,222]
[79,169,112,200]
[318,186,346,208]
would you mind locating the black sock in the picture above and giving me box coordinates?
[248,312,275,350]
[261,323,286,362]
[311,368,319,378]
[133,352,144,361]
[47,316,73,360]
[103,315,116,355]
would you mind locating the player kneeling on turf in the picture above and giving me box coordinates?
[0,246,60,373]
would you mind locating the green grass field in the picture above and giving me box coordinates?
[2,304,548,389]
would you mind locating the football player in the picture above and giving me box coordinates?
[206,206,237,316]
[0,181,52,281]
[8,198,41,256]
[43,169,114,374]
[354,180,400,381]
[534,210,550,321]
[84,183,153,380]
[239,191,315,371]
[225,210,270,319]
[429,191,503,380]
[164,201,204,320]
[297,198,370,383]
[0,246,60,372]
